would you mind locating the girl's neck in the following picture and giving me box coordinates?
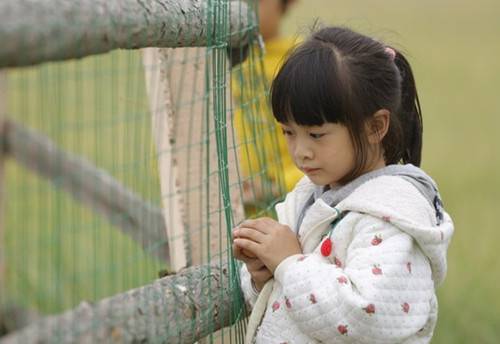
[330,157,387,189]
[365,148,387,174]
[369,157,387,172]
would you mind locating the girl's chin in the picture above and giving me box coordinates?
[307,175,341,188]
[307,175,328,185]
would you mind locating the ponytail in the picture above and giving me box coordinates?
[393,51,423,166]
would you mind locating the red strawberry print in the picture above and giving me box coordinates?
[337,324,348,335]
[363,303,376,314]
[372,264,383,275]
[402,302,410,313]
[371,234,383,246]
[321,238,333,257]
[285,297,292,309]
[334,257,342,268]
[382,215,391,222]
[297,255,306,262]
[309,293,317,304]
[337,276,348,284]
[407,262,412,274]
[272,301,280,312]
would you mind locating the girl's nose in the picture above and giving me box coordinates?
[294,141,313,161]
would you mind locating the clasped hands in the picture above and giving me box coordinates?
[232,217,302,291]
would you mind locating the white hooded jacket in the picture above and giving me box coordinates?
[240,172,454,344]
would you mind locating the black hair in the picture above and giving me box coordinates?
[271,26,423,182]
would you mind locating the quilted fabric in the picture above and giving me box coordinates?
[241,175,454,344]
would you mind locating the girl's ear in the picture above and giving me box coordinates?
[366,109,390,144]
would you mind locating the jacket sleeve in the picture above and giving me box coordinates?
[240,263,260,308]
[239,178,308,309]
[273,214,435,343]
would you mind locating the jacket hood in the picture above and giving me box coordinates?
[288,164,454,287]
[336,173,454,287]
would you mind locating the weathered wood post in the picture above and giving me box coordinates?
[143,48,189,271]
[141,0,249,270]
[142,8,248,339]
[142,46,245,269]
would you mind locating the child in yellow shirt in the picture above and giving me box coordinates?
[233,0,302,202]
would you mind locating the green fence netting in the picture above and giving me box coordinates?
[0,0,285,342]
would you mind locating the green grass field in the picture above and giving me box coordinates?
[282,0,500,342]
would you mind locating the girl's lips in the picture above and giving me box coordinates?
[303,167,320,173]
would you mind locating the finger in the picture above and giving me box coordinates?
[232,243,260,262]
[246,258,265,271]
[241,217,272,227]
[239,218,261,229]
[240,218,274,234]
[232,224,247,238]
[234,238,261,256]
[232,243,249,262]
[233,227,266,243]
[232,227,240,238]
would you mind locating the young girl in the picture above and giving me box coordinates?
[232,26,454,343]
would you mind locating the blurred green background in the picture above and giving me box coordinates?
[282,0,500,342]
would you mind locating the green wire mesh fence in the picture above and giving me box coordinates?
[0,0,285,342]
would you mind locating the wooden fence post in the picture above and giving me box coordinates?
[143,47,245,271]
[143,46,246,343]
[143,48,188,271]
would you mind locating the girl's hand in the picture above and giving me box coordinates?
[233,217,302,273]
[232,240,272,291]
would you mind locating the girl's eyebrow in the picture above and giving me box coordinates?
[305,124,326,130]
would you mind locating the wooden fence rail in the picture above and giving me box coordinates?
[0,0,254,68]
[1,119,170,262]
[0,260,243,344]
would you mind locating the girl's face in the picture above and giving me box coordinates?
[280,121,356,188]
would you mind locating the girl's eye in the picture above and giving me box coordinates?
[281,128,293,136]
[309,133,324,139]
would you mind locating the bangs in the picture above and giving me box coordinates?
[271,41,348,126]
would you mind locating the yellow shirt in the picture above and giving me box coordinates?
[233,36,303,194]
